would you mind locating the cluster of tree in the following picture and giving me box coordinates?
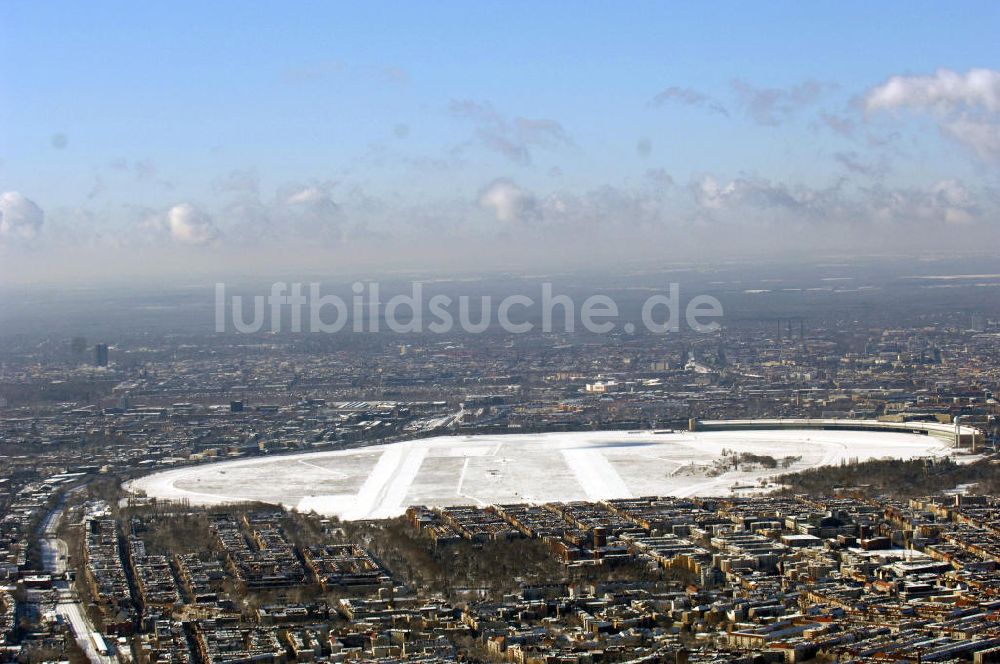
[130,512,211,557]
[777,456,1000,498]
[716,451,802,472]
[339,517,562,601]
[17,636,87,664]
[737,453,779,469]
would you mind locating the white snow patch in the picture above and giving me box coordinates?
[126,428,951,520]
[562,448,633,501]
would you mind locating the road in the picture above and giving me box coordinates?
[40,507,69,575]
[40,500,117,664]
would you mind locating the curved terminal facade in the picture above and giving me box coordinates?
[127,422,963,521]
[690,418,982,447]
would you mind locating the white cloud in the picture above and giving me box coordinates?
[286,186,329,205]
[865,68,1000,113]
[218,181,343,245]
[865,68,1000,161]
[477,178,537,222]
[691,175,727,210]
[0,191,44,241]
[539,185,668,231]
[685,174,994,229]
[283,183,341,232]
[931,179,978,225]
[857,179,986,228]
[689,175,822,212]
[148,203,218,245]
[943,116,1000,161]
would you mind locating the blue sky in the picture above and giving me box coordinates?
[1,2,999,282]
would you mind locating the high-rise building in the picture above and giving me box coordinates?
[95,343,109,367]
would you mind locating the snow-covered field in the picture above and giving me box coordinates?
[126,429,951,520]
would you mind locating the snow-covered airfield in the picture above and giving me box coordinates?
[127,427,953,520]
